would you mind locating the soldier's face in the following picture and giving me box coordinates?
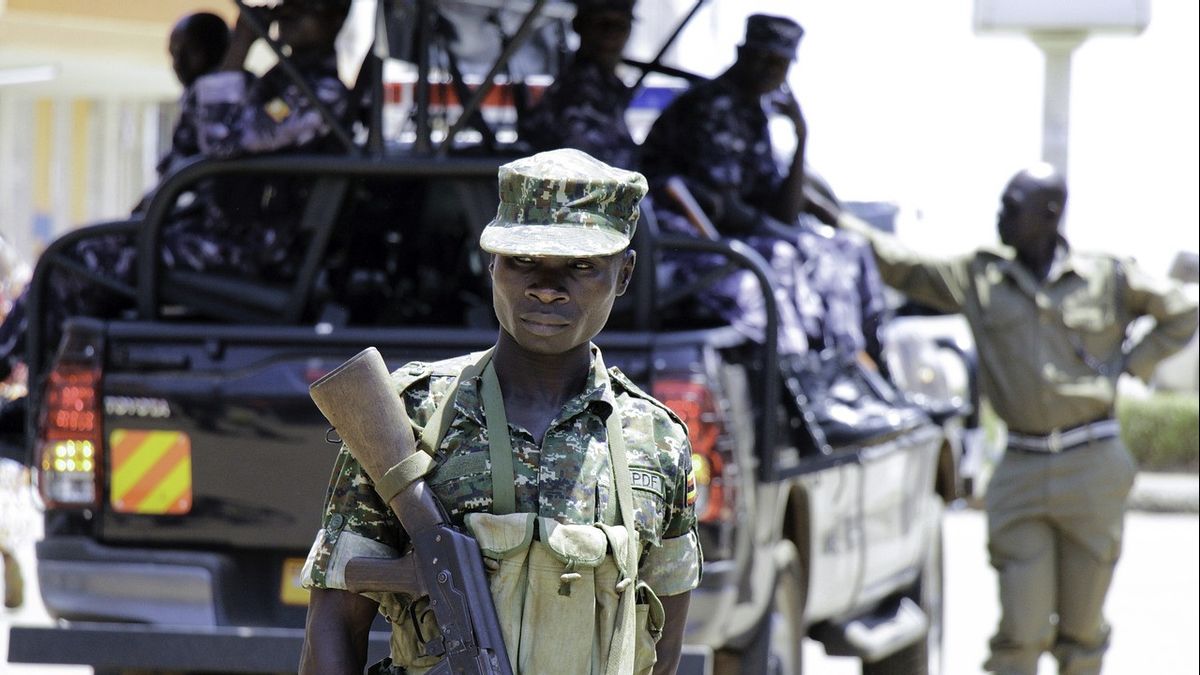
[490,250,635,355]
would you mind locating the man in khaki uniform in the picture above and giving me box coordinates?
[816,164,1198,674]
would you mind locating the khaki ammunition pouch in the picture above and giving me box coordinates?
[379,515,662,674]
[382,349,661,674]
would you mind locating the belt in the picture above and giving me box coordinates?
[1007,418,1121,454]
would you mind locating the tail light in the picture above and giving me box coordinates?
[653,379,727,523]
[38,361,103,508]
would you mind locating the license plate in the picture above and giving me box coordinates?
[280,557,311,606]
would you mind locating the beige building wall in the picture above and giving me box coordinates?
[0,0,233,263]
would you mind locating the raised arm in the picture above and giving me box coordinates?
[767,86,808,225]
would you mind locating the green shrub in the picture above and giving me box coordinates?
[1118,392,1200,472]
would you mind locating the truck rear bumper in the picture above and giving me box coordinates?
[6,622,350,673]
[9,623,711,674]
[35,535,229,625]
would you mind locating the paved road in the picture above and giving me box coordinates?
[802,504,1200,674]
[4,506,1198,674]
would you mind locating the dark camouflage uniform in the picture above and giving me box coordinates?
[0,52,350,370]
[641,72,810,353]
[156,85,203,179]
[518,55,638,170]
[302,347,701,601]
[641,73,780,226]
[184,51,350,277]
[793,223,890,364]
[640,72,890,360]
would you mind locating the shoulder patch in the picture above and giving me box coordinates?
[608,367,687,428]
[628,467,666,500]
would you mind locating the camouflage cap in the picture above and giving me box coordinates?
[742,14,804,60]
[480,148,647,257]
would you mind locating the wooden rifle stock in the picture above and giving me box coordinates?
[343,555,424,596]
[309,348,512,675]
[664,176,721,241]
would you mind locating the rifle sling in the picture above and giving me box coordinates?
[374,452,437,505]
[422,348,640,673]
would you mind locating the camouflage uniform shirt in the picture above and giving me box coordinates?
[303,345,702,600]
[518,55,638,170]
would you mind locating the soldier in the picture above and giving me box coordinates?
[816,164,1199,675]
[0,0,353,426]
[158,12,232,179]
[131,12,231,215]
[518,0,638,169]
[641,13,808,238]
[180,0,353,279]
[640,14,907,445]
[299,149,700,675]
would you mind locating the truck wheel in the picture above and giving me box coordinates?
[734,542,805,675]
[861,511,944,675]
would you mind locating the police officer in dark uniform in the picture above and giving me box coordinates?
[640,14,905,445]
[519,0,639,169]
[182,0,353,279]
[0,0,353,403]
[642,13,808,238]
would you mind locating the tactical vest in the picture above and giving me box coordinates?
[379,349,664,675]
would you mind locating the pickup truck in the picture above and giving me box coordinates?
[6,2,967,674]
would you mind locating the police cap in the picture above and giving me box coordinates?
[742,14,804,60]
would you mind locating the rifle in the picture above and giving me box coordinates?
[309,347,512,675]
[663,176,720,241]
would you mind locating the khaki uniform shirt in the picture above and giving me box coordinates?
[841,215,1199,435]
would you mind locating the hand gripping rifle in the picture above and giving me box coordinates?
[309,348,512,675]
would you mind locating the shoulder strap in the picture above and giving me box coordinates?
[418,348,494,457]
[593,353,640,675]
[479,360,517,515]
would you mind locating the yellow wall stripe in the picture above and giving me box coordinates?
[70,99,92,224]
[33,99,53,213]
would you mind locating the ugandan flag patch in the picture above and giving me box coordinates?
[686,471,697,506]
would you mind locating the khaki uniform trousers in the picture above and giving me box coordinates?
[983,435,1137,675]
